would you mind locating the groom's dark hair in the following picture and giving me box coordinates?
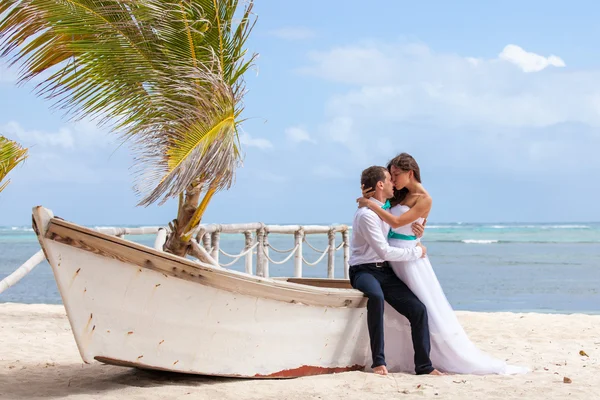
[361,166,387,191]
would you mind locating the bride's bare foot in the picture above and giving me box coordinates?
[429,369,445,376]
[373,365,388,375]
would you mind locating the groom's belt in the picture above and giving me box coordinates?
[350,261,390,268]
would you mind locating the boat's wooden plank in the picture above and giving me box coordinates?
[45,219,366,308]
[282,278,353,290]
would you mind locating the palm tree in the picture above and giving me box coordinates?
[0,0,257,256]
[0,136,27,193]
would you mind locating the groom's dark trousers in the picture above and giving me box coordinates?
[349,262,434,375]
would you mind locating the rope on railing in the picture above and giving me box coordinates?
[219,243,255,258]
[302,236,328,253]
[185,223,349,277]
[267,242,298,254]
[263,244,299,265]
[302,245,331,266]
[218,243,259,268]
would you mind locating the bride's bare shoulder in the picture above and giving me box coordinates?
[405,192,432,208]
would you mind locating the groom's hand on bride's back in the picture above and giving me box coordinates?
[416,242,427,258]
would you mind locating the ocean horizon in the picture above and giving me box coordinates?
[4,220,600,243]
[1,222,599,315]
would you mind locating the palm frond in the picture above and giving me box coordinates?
[0,0,257,206]
[133,67,243,206]
[0,136,28,193]
[128,0,256,205]
[1,0,160,126]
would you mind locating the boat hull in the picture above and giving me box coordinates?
[33,207,371,378]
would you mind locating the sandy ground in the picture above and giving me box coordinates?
[0,303,598,400]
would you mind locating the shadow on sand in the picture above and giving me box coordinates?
[0,362,240,399]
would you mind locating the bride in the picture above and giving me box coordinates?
[357,153,528,375]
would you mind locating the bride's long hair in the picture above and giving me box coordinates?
[387,153,422,206]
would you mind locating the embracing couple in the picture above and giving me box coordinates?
[349,153,529,376]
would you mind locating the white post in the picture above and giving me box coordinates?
[327,229,335,279]
[342,230,350,279]
[262,230,270,278]
[256,228,266,277]
[154,228,167,251]
[202,233,212,253]
[0,250,46,294]
[210,231,220,264]
[294,229,303,278]
[244,231,253,275]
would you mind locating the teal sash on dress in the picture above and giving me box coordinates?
[387,230,417,240]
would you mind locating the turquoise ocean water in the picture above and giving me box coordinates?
[1,223,599,314]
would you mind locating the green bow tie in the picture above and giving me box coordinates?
[382,200,391,210]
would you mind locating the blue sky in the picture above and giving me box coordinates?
[1,0,600,226]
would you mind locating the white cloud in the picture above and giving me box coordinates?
[295,40,600,176]
[318,116,371,162]
[0,119,129,184]
[1,121,75,149]
[16,151,130,184]
[322,117,354,144]
[239,132,273,150]
[285,126,316,144]
[499,44,565,73]
[299,43,396,86]
[0,119,114,149]
[299,41,600,131]
[268,27,316,40]
[300,42,565,86]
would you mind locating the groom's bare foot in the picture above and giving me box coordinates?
[429,369,445,376]
[373,365,388,375]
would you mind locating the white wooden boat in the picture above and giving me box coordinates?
[32,206,376,378]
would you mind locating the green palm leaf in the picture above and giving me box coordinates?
[0,0,257,207]
[1,0,160,124]
[0,136,28,193]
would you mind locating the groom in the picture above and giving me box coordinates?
[349,166,441,375]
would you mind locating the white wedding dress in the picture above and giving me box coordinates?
[382,204,529,375]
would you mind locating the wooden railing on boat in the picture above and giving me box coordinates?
[0,223,351,294]
[192,223,350,279]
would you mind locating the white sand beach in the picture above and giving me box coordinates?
[0,303,597,400]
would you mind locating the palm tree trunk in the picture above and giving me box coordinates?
[164,184,203,257]
[163,183,218,258]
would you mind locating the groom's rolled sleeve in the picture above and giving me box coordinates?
[359,213,423,262]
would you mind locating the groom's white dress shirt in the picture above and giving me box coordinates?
[348,198,423,266]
